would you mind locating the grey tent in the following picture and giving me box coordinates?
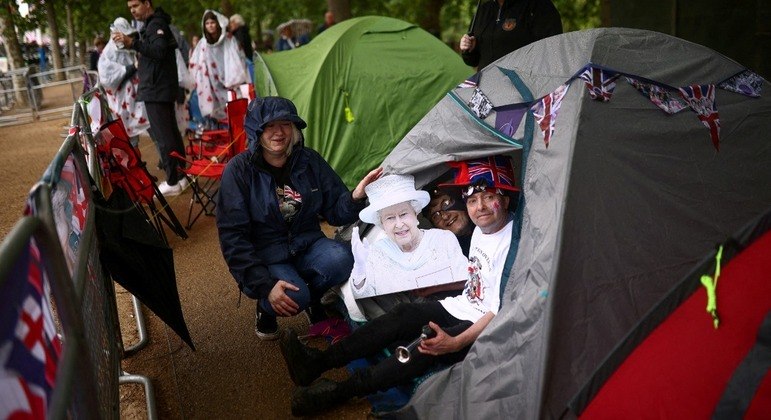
[380,28,771,418]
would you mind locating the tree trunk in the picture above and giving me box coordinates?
[219,0,233,17]
[327,0,351,22]
[418,0,445,38]
[1,2,24,70]
[43,0,65,81]
[1,1,29,106]
[64,2,76,66]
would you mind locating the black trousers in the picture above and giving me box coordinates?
[144,101,185,185]
[327,301,473,395]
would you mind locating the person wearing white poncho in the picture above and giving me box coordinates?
[98,17,149,144]
[189,10,250,122]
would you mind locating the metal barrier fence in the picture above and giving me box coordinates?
[0,65,94,127]
[0,90,156,418]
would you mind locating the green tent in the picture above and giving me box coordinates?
[254,16,472,188]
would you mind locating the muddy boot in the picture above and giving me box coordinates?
[279,329,326,386]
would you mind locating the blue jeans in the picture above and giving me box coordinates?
[259,238,353,316]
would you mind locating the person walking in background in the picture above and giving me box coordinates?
[112,0,187,196]
[98,17,149,147]
[316,10,335,35]
[216,97,381,341]
[190,34,200,58]
[89,36,106,71]
[275,22,309,51]
[228,14,253,60]
[189,10,250,123]
[228,14,254,79]
[460,0,562,70]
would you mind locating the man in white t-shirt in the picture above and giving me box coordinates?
[280,155,520,417]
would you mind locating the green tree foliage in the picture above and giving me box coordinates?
[8,0,599,58]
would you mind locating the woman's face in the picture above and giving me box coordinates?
[379,202,421,252]
[204,18,219,36]
[260,120,293,157]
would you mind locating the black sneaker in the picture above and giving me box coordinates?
[279,330,324,386]
[255,310,279,341]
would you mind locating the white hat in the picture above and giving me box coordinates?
[359,174,430,225]
[112,17,136,35]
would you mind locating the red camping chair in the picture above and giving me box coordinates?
[94,118,188,242]
[186,84,255,159]
[171,97,248,229]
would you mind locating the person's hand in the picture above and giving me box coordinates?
[352,167,384,201]
[112,32,133,49]
[418,322,459,356]
[460,34,476,53]
[268,280,300,316]
[350,225,369,278]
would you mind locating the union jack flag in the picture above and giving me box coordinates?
[531,84,570,148]
[0,236,62,419]
[465,155,516,190]
[457,72,480,89]
[579,66,620,102]
[282,185,303,203]
[679,84,721,150]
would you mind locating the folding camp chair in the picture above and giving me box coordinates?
[171,97,248,229]
[185,85,254,159]
[94,118,188,242]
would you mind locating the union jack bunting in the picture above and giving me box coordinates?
[531,84,569,148]
[457,72,480,89]
[467,88,494,119]
[579,66,620,101]
[718,69,763,98]
[679,84,721,150]
[494,104,528,137]
[0,237,62,419]
[626,77,688,114]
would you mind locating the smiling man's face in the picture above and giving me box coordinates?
[426,193,472,237]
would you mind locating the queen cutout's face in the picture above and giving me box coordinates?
[379,201,421,252]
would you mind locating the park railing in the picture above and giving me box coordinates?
[0,65,95,127]
[0,85,157,419]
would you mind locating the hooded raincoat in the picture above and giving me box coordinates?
[216,98,365,299]
[98,19,149,138]
[189,10,250,120]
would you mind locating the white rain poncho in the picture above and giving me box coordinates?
[189,10,250,120]
[97,39,149,137]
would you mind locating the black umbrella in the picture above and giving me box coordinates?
[468,0,482,35]
[95,186,195,350]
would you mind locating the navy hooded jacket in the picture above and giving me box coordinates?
[216,99,365,299]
